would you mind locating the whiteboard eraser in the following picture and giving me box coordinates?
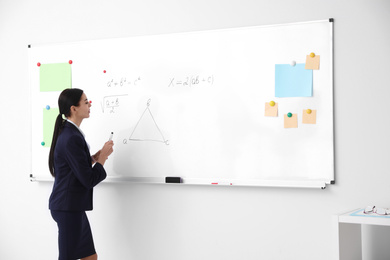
[165,177,182,183]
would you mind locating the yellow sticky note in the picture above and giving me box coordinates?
[305,55,320,70]
[302,109,317,124]
[265,102,278,117]
[284,114,298,128]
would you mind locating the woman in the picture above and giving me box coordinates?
[48,88,114,260]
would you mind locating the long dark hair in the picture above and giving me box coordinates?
[49,88,84,177]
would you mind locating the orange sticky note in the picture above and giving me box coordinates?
[284,114,298,128]
[302,109,317,124]
[305,55,320,70]
[265,102,278,117]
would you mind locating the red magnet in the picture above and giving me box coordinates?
[69,60,73,64]
[103,70,106,73]
[89,100,92,103]
[37,62,41,67]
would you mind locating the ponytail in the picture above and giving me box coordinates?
[48,88,84,177]
[48,114,65,177]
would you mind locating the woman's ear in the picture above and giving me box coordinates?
[70,105,77,114]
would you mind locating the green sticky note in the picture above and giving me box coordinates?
[42,107,59,147]
[40,63,72,92]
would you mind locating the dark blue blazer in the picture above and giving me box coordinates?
[49,122,107,211]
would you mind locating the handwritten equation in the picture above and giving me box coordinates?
[107,76,141,88]
[101,94,128,113]
[168,75,214,88]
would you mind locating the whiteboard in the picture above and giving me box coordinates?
[29,19,334,188]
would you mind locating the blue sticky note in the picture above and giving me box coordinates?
[275,64,313,97]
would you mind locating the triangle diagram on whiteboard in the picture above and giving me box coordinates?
[129,99,169,145]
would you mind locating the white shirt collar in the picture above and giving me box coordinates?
[66,119,86,138]
[66,119,91,150]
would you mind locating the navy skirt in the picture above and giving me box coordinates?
[51,210,96,260]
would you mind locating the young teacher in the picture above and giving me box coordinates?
[48,88,114,260]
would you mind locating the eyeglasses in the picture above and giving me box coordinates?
[364,206,390,215]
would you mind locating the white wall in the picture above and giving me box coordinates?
[0,0,389,259]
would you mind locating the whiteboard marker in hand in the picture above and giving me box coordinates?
[108,132,114,141]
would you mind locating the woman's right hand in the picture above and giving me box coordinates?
[97,140,114,166]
